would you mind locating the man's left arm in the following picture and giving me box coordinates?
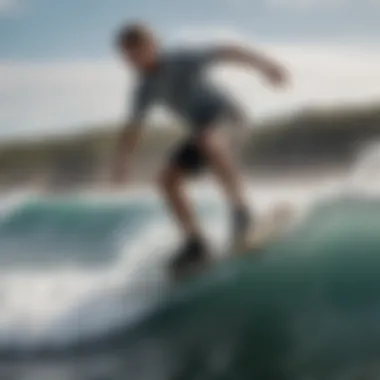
[200,44,288,87]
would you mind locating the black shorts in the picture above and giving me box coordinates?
[169,139,208,175]
[169,99,237,175]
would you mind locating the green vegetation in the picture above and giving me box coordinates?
[0,102,379,191]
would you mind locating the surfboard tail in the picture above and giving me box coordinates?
[233,203,296,254]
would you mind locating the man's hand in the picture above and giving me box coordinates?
[263,63,288,88]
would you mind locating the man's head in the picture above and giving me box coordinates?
[116,22,159,71]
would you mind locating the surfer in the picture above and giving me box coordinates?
[112,22,288,274]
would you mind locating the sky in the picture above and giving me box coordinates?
[0,0,380,139]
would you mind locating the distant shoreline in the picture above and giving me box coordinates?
[0,101,378,193]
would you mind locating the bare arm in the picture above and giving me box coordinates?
[111,122,144,185]
[211,44,288,86]
[111,81,152,185]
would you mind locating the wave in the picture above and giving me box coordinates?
[0,188,228,350]
[1,194,380,380]
[2,173,380,379]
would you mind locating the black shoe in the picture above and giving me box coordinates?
[170,237,210,279]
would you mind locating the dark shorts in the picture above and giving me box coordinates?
[169,99,238,175]
[169,139,208,176]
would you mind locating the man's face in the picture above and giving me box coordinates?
[121,40,157,71]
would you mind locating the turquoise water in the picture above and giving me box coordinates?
[0,197,156,267]
[1,193,380,379]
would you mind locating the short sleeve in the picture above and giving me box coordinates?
[129,82,153,124]
[171,47,217,71]
[186,47,218,67]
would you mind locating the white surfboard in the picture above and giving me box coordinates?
[231,202,296,255]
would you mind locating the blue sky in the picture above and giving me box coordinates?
[1,0,379,60]
[0,0,380,138]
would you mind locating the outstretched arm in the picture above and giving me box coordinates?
[111,122,144,185]
[209,44,288,86]
[111,84,151,185]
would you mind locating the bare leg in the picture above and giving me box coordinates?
[160,165,209,279]
[198,126,253,251]
[159,165,203,239]
[198,127,247,208]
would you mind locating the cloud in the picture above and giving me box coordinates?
[0,61,129,138]
[0,0,20,14]
[1,32,380,139]
[209,44,380,120]
[267,0,347,8]
[266,0,377,9]
[368,0,380,6]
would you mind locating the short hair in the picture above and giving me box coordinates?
[116,22,153,49]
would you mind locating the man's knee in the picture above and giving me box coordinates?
[158,166,183,192]
[197,128,225,156]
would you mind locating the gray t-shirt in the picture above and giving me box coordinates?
[130,48,230,125]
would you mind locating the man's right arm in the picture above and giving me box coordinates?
[111,122,144,185]
[111,84,151,185]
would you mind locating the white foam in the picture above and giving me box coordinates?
[0,177,366,350]
[344,141,380,196]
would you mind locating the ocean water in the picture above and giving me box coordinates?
[1,170,380,380]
